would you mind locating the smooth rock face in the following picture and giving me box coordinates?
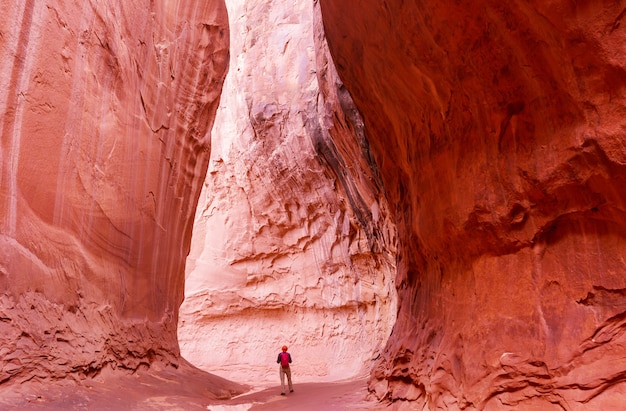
[320,0,626,409]
[0,0,239,398]
[178,0,397,384]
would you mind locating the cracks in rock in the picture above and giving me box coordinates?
[608,7,626,33]
[481,359,566,409]
[577,286,626,308]
[497,101,525,152]
[508,202,528,226]
[139,90,170,135]
[585,309,626,347]
[477,307,626,408]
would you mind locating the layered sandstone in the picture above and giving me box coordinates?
[0,0,243,403]
[4,0,625,409]
[320,0,626,409]
[178,0,397,385]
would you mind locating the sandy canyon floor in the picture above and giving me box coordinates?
[0,368,382,410]
[217,379,379,411]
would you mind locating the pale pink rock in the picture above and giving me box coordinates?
[178,0,397,385]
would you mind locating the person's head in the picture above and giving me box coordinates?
[282,345,288,352]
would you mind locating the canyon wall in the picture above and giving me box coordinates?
[0,0,241,400]
[320,0,626,409]
[178,0,397,385]
[3,0,625,409]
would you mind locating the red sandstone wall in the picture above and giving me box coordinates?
[320,0,626,409]
[4,0,626,408]
[0,0,229,387]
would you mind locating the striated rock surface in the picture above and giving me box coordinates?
[0,0,243,404]
[5,0,626,409]
[320,0,626,409]
[178,0,397,385]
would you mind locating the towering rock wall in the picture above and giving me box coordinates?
[6,0,625,409]
[178,0,397,384]
[0,0,233,393]
[320,0,626,409]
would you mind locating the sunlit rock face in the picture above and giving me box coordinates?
[320,0,626,409]
[0,0,235,396]
[178,0,397,384]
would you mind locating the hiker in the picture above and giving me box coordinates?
[277,345,294,395]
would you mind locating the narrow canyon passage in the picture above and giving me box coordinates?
[177,0,397,387]
[1,0,626,410]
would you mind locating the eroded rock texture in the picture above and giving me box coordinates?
[0,0,241,401]
[320,0,626,409]
[178,0,397,384]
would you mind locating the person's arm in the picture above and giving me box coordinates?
[288,353,292,363]
[277,354,281,364]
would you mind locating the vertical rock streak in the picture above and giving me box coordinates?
[1,0,41,237]
[0,0,229,389]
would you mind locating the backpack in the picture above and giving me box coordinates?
[280,352,290,368]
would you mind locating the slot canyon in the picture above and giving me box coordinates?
[1,0,626,410]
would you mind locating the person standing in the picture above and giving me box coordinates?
[277,345,294,395]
